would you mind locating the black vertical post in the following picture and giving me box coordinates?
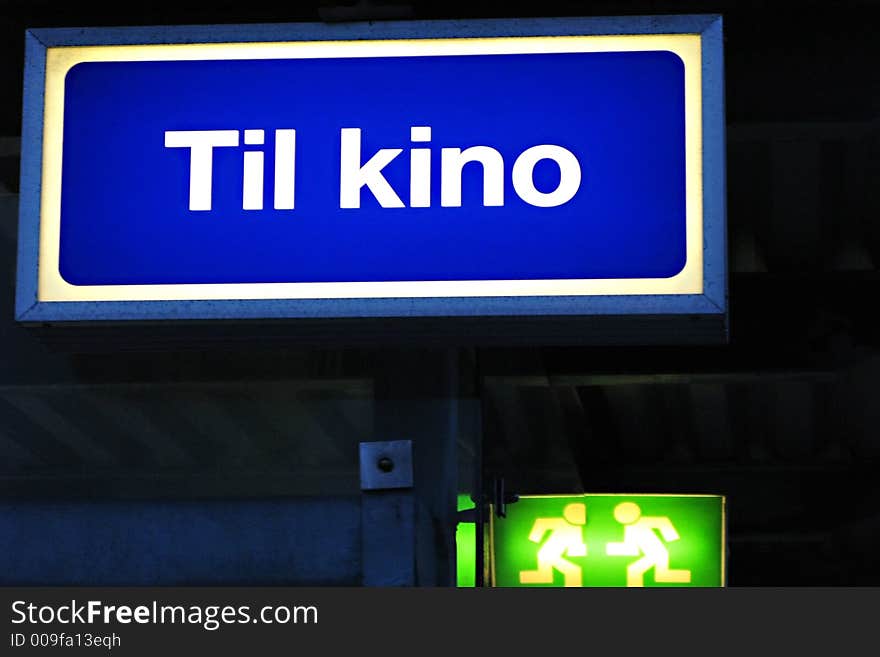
[474,349,486,587]
[371,348,460,586]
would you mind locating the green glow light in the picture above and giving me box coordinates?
[492,494,725,587]
[456,494,476,587]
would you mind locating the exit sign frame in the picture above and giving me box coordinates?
[489,494,727,587]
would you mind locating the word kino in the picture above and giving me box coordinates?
[164,126,582,211]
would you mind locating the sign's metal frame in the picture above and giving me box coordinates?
[15,15,725,342]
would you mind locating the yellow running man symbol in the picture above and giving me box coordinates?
[606,501,691,587]
[519,503,587,587]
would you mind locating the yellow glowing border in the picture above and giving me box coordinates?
[38,35,703,302]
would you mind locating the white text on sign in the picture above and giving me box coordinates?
[164,127,582,212]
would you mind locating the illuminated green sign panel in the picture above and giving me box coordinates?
[491,495,725,587]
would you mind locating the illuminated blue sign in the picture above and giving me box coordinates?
[62,52,682,286]
[16,16,726,337]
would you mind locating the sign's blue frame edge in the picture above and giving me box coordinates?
[15,15,726,324]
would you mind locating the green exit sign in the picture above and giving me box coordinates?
[491,495,725,587]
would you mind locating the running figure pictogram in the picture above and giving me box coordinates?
[605,501,691,587]
[518,503,587,587]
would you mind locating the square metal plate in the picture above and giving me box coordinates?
[359,440,413,490]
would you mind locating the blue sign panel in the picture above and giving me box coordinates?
[15,16,726,331]
[59,51,685,286]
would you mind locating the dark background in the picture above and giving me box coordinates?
[0,0,878,586]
